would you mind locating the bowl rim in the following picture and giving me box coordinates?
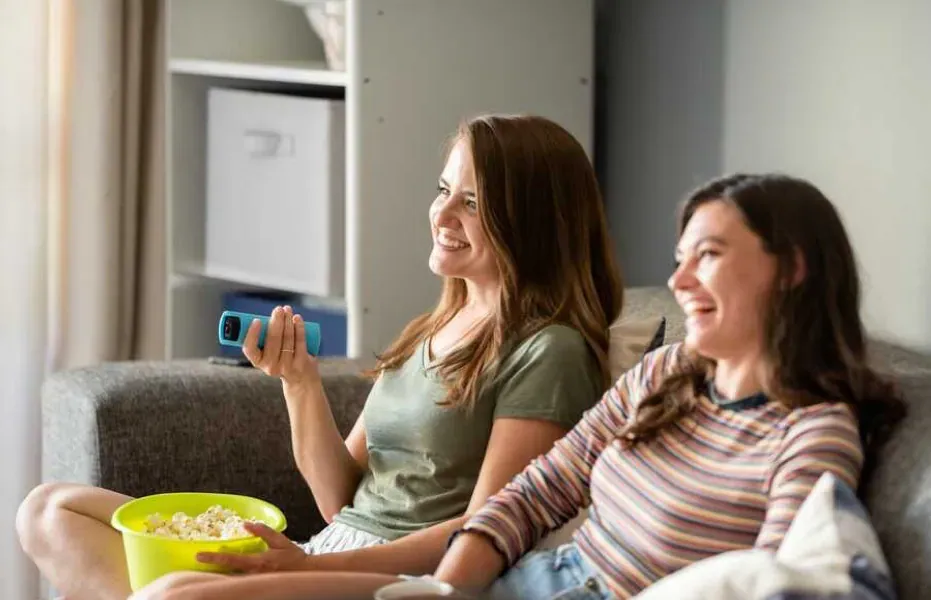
[110,491,287,544]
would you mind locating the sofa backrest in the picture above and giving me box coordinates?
[620,287,685,344]
[861,345,931,599]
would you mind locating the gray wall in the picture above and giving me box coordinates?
[595,0,725,286]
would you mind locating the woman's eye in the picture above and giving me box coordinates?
[437,185,450,196]
[465,199,478,211]
[698,249,719,260]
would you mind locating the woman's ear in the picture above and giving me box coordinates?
[791,247,807,288]
[780,248,807,291]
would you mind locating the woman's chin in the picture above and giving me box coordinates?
[685,331,713,356]
[428,259,460,278]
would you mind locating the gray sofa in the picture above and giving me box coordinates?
[42,287,931,598]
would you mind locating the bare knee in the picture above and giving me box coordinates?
[16,482,108,556]
[16,482,64,555]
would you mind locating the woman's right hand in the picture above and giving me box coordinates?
[242,305,321,397]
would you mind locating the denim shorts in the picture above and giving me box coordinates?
[484,543,611,600]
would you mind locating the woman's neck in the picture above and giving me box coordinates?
[463,278,499,315]
[713,354,766,400]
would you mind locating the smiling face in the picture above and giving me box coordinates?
[427,139,498,287]
[669,199,778,361]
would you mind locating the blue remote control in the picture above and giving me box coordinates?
[218,310,321,356]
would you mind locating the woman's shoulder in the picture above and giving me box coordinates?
[497,324,595,375]
[641,342,689,366]
[516,323,589,352]
[782,399,860,433]
[626,342,692,385]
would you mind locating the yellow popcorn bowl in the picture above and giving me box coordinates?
[111,492,287,591]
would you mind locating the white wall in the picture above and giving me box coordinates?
[723,0,931,352]
[0,1,46,598]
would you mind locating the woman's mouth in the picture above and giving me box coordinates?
[435,232,469,251]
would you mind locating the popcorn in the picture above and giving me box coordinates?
[143,504,258,541]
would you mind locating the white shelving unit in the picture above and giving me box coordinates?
[165,0,594,360]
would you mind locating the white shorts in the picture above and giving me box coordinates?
[300,521,389,554]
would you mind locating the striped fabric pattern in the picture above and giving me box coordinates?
[462,344,864,598]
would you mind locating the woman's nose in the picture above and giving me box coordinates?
[668,260,697,292]
[431,197,458,228]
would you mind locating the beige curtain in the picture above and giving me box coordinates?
[0,1,49,597]
[0,1,164,594]
[50,0,166,369]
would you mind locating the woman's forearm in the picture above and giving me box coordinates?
[433,531,506,593]
[310,516,470,576]
[284,380,363,521]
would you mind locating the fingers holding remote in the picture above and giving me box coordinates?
[279,306,296,373]
[242,317,264,366]
[261,307,286,374]
[242,306,320,392]
[293,313,308,359]
[284,311,321,392]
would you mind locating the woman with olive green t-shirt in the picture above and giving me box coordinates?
[17,114,624,600]
[332,323,602,545]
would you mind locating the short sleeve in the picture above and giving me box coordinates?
[490,325,603,430]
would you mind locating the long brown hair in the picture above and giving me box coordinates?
[620,174,905,470]
[370,114,624,410]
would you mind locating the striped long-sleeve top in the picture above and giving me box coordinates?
[461,344,864,598]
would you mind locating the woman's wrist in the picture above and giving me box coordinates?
[298,548,350,572]
[282,375,325,408]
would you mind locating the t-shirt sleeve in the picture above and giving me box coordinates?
[490,326,604,430]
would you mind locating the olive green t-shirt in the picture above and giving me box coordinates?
[332,324,603,541]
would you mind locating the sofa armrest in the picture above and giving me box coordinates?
[41,358,373,542]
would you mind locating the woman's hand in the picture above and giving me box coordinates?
[196,522,312,574]
[242,305,321,396]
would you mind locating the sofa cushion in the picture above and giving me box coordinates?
[631,472,895,600]
[621,286,685,344]
[41,358,373,542]
[608,315,666,381]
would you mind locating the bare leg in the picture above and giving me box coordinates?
[137,571,408,600]
[17,482,133,600]
[128,572,228,600]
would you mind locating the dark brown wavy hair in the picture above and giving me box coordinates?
[370,115,624,410]
[619,174,906,473]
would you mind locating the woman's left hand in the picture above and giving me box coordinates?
[196,522,311,573]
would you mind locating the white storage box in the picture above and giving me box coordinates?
[204,88,345,297]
